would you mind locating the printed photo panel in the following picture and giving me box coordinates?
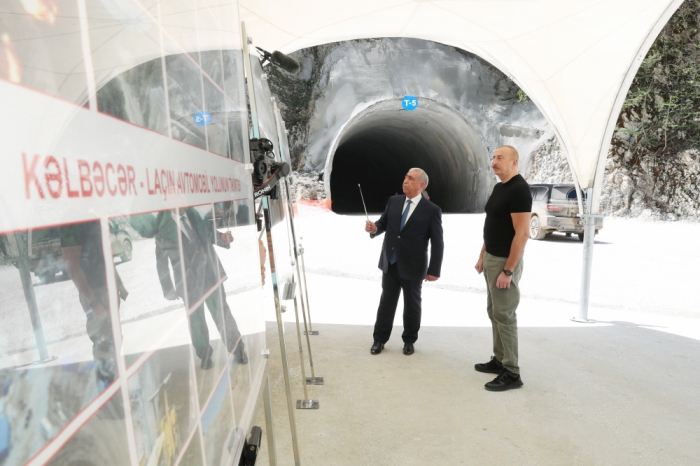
[202,76,231,158]
[87,0,169,136]
[0,220,121,464]
[177,205,220,311]
[175,205,238,407]
[178,426,205,466]
[251,53,280,143]
[223,50,249,163]
[47,391,129,466]
[110,211,192,369]
[215,201,266,431]
[201,370,236,466]
[127,343,197,466]
[166,54,207,150]
[0,1,88,105]
[194,2,233,159]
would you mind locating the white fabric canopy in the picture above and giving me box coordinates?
[240,0,683,202]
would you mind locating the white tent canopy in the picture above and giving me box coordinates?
[240,0,684,322]
[240,0,683,206]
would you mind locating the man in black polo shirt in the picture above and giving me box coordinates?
[474,145,532,391]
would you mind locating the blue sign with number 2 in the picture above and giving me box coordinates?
[194,111,212,126]
[402,96,418,111]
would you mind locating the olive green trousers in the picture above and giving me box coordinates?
[483,252,524,375]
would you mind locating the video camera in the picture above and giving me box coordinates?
[250,138,290,200]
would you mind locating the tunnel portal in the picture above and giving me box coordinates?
[327,99,492,214]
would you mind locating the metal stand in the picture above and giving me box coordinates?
[262,369,278,466]
[291,296,319,409]
[298,238,318,336]
[269,99,323,386]
[262,195,302,465]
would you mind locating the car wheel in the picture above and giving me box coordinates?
[120,240,133,262]
[577,232,585,242]
[529,215,546,240]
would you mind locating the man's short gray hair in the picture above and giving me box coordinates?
[409,168,429,189]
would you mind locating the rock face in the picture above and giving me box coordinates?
[290,171,326,202]
[525,136,700,220]
[268,38,550,171]
[267,37,550,212]
[270,35,700,220]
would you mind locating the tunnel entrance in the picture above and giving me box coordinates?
[326,99,492,214]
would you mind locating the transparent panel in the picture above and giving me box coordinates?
[128,343,196,465]
[251,55,279,142]
[203,76,231,157]
[0,1,88,105]
[216,198,265,431]
[0,220,120,464]
[167,54,207,150]
[201,372,236,465]
[47,391,130,465]
[87,0,169,135]
[224,50,249,163]
[118,210,193,369]
[179,426,205,465]
[1,1,262,464]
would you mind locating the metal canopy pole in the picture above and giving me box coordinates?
[573,188,602,323]
[572,1,682,324]
[573,118,607,323]
[262,195,302,466]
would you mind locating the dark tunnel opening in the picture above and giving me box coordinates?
[328,99,492,214]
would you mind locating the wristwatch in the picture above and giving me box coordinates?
[502,269,513,277]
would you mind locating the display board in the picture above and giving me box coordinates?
[0,2,266,465]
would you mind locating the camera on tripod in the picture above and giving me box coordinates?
[250,138,290,200]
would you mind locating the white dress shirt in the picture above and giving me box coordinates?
[401,192,423,225]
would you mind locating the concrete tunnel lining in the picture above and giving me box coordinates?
[325,99,492,214]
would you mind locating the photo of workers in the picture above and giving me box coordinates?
[0,220,123,465]
[128,344,196,466]
[47,392,129,466]
[0,0,88,104]
[201,373,236,466]
[126,204,247,406]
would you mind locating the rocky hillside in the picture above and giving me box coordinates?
[527,0,700,220]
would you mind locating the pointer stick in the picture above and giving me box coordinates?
[358,184,369,222]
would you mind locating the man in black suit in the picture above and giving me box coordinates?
[365,168,444,355]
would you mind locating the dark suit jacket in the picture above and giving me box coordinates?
[371,195,444,281]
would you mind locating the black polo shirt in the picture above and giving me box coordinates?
[483,174,532,258]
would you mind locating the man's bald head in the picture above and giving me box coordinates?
[496,145,519,161]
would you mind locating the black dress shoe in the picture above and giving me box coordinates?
[485,369,523,391]
[370,341,384,355]
[475,356,503,374]
[403,343,414,355]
